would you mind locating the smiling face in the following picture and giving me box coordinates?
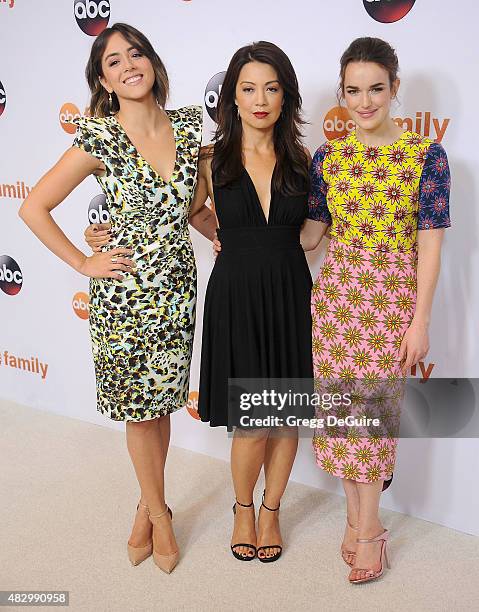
[343,61,399,132]
[99,32,156,103]
[235,61,284,131]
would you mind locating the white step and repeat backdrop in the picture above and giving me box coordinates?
[1,1,478,535]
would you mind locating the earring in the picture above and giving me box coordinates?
[236,105,240,120]
[108,93,113,114]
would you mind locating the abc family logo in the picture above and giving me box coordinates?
[0,79,6,117]
[74,0,110,36]
[60,103,82,134]
[323,106,450,143]
[204,71,226,121]
[0,255,23,296]
[363,0,416,23]
[88,194,110,224]
[72,292,90,319]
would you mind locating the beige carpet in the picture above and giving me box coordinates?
[1,401,478,612]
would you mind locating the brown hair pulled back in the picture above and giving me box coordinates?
[338,37,399,102]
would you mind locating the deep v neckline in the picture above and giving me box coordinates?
[112,110,179,184]
[243,162,277,225]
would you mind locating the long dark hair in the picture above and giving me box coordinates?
[85,23,169,117]
[212,41,309,195]
[338,37,399,102]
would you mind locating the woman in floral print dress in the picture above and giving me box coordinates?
[301,38,451,583]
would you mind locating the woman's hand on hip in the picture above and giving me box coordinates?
[77,248,135,280]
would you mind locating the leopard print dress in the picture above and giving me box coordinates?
[72,106,202,421]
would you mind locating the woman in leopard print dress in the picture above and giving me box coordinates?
[19,24,216,574]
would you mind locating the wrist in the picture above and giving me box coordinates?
[411,314,430,328]
[73,253,88,275]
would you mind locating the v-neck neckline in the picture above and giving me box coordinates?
[112,109,179,184]
[243,162,276,225]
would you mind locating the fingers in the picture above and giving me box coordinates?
[111,247,135,256]
[111,256,135,269]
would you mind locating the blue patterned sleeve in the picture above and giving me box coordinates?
[417,142,451,230]
[307,143,332,224]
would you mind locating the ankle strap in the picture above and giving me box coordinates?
[148,505,170,519]
[356,529,389,544]
[261,490,280,512]
[235,499,254,508]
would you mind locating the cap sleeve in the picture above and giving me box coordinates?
[417,142,451,230]
[307,143,332,224]
[71,116,107,162]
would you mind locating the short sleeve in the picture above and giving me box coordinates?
[417,142,451,230]
[71,116,106,161]
[307,143,332,224]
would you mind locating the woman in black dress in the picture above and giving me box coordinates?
[192,41,312,562]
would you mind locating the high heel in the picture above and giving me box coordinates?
[341,518,359,567]
[349,529,390,584]
[257,490,282,563]
[127,501,153,566]
[148,505,179,574]
[231,500,257,561]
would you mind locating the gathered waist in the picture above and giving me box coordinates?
[217,226,301,251]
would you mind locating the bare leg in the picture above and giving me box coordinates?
[341,478,360,565]
[230,427,269,558]
[126,416,177,555]
[257,426,298,559]
[350,480,385,581]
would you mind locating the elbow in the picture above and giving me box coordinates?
[18,202,27,222]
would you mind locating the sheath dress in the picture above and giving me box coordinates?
[198,162,313,427]
[72,106,202,421]
[308,130,451,483]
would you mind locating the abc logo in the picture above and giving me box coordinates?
[72,292,90,320]
[363,0,416,23]
[323,106,355,140]
[88,194,110,224]
[0,255,23,296]
[0,80,6,117]
[204,71,226,122]
[186,391,200,420]
[74,0,110,36]
[60,103,81,134]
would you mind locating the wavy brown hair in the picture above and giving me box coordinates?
[212,41,309,196]
[85,23,169,117]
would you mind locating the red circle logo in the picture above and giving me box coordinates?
[0,255,23,296]
[74,0,110,36]
[363,0,416,23]
[0,80,6,117]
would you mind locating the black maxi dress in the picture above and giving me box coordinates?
[198,163,313,427]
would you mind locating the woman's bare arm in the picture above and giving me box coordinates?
[19,147,134,279]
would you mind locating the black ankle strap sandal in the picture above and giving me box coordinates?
[231,500,257,561]
[257,490,283,563]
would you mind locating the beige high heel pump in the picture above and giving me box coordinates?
[127,501,153,566]
[148,505,179,574]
